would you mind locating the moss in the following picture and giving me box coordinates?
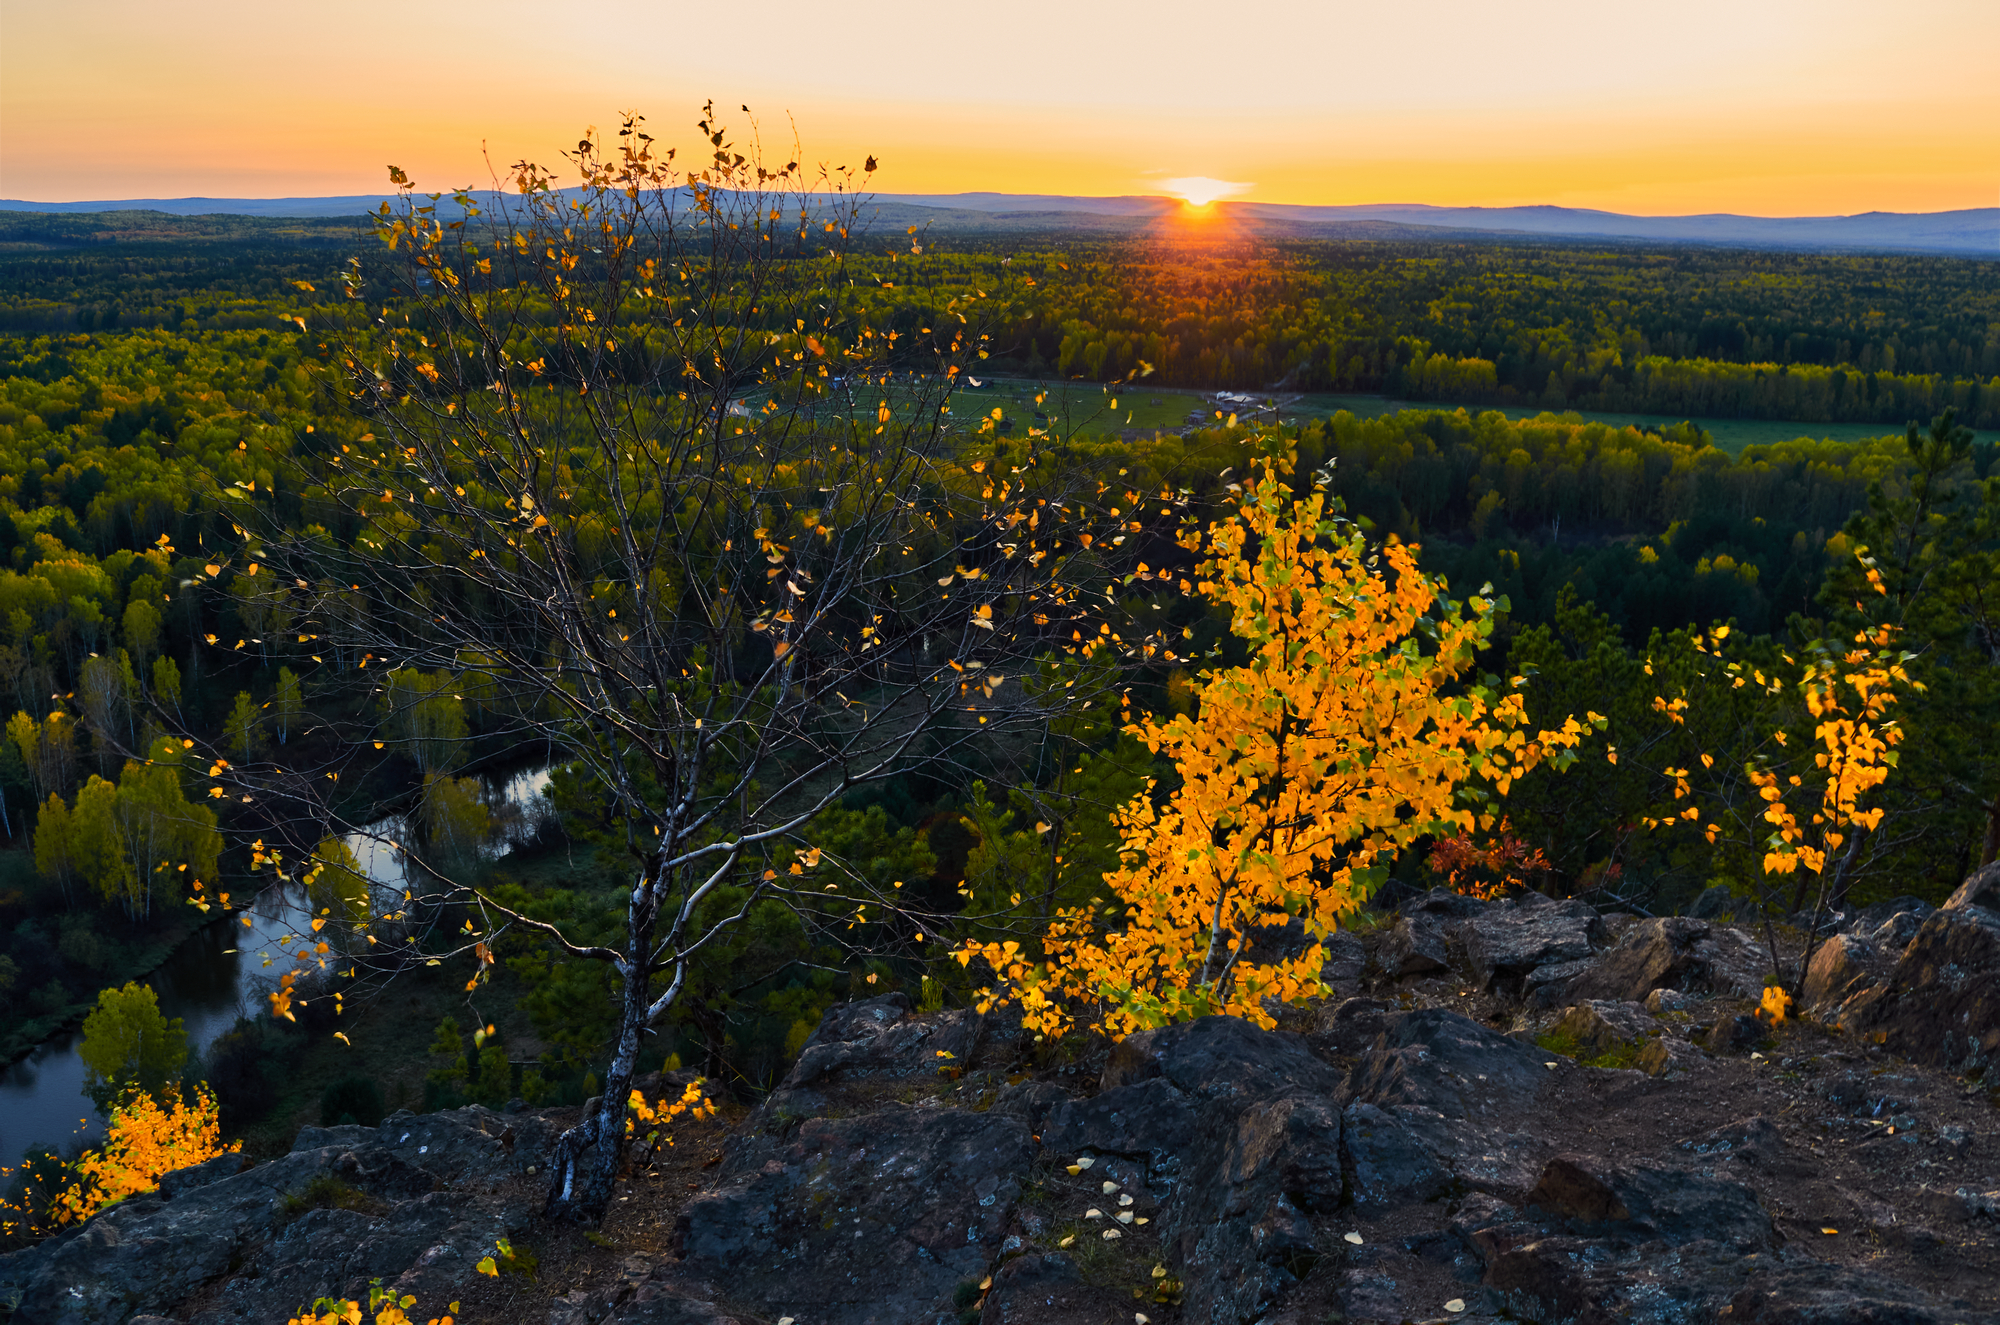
[278,1173,378,1224]
[1534,1027,1649,1072]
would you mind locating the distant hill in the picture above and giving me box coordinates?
[2,191,1993,254]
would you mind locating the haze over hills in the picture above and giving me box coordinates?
[0,191,1993,253]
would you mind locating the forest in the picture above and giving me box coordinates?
[0,166,1995,1234]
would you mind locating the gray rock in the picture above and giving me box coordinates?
[1056,1015,1347,1325]
[1568,917,1711,1003]
[1870,911,1926,951]
[1399,886,1491,919]
[1377,913,1451,976]
[1689,925,1773,999]
[1945,860,2000,916]
[1643,987,1698,1014]
[1350,1008,1554,1120]
[1704,1012,1765,1053]
[978,1251,1130,1323]
[1637,1036,1702,1077]
[1320,928,1366,995]
[674,1107,1032,1325]
[1848,894,1937,933]
[1309,996,1391,1058]
[1725,1263,2000,1324]
[1458,894,1599,992]
[1525,1151,1781,1247]
[1340,1101,1453,1208]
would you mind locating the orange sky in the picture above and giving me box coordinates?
[3,0,1996,214]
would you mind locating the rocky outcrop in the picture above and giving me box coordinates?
[674,1108,1033,1325]
[1847,899,2000,1072]
[761,993,984,1117]
[1567,917,1710,1003]
[0,1107,548,1325]
[13,870,2000,1325]
[1945,860,2000,915]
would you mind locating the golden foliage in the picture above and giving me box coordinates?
[960,463,1588,1039]
[285,1284,455,1325]
[1,1084,238,1239]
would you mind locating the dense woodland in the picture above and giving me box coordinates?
[0,205,1995,1203]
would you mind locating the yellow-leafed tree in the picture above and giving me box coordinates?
[962,463,1592,1039]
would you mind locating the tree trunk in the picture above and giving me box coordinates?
[544,873,658,1224]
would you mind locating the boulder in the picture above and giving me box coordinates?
[1636,1036,1701,1077]
[1567,917,1710,1003]
[1801,933,1889,1009]
[1847,894,1937,933]
[1550,1000,1656,1058]
[1399,886,1491,919]
[1945,860,2000,916]
[1848,903,2000,1071]
[1643,987,1698,1014]
[764,994,983,1116]
[674,1107,1033,1325]
[1459,896,1598,993]
[1869,911,1926,951]
[1376,913,1451,976]
[1309,996,1391,1059]
[1522,956,1600,1008]
[1341,1101,1453,1209]
[1688,925,1772,999]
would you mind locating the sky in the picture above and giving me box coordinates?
[2,0,1997,215]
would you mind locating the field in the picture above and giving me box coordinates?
[960,377,1996,456]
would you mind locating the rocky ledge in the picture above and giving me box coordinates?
[5,865,2000,1325]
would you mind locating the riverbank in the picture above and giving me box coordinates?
[0,901,209,1071]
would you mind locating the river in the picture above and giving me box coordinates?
[0,764,552,1177]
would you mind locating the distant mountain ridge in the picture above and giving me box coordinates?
[1,191,1993,254]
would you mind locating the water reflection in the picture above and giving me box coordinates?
[0,763,552,1176]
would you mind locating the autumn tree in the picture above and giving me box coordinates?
[244,108,1142,1222]
[78,980,189,1109]
[1818,408,2000,876]
[962,462,1592,1039]
[1621,620,1912,991]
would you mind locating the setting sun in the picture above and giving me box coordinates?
[1162,176,1252,207]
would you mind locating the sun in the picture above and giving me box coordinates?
[1161,176,1251,208]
